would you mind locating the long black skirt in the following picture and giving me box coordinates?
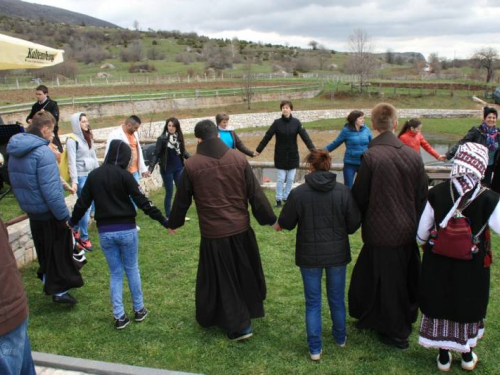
[348,243,420,340]
[30,218,84,295]
[196,227,266,333]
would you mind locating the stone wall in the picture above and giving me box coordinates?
[8,168,163,269]
[83,108,482,141]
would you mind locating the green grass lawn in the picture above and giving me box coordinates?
[21,189,500,374]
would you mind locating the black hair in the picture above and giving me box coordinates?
[36,85,48,94]
[280,100,293,110]
[398,118,422,138]
[126,115,142,125]
[162,117,186,152]
[194,120,218,140]
[484,107,498,119]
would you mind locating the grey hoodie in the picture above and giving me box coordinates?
[67,112,99,185]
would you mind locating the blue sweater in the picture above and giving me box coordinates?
[325,124,372,166]
[7,132,69,221]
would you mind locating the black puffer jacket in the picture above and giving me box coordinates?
[256,115,315,170]
[446,125,500,162]
[278,171,361,267]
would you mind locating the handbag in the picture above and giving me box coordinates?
[428,184,488,260]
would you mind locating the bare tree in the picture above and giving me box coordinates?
[473,47,499,83]
[428,53,441,76]
[385,49,395,64]
[346,28,376,92]
[308,40,319,50]
[317,45,330,70]
[242,54,255,110]
[133,20,140,31]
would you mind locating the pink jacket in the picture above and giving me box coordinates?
[399,131,440,159]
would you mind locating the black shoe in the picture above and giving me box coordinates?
[115,314,130,330]
[52,293,77,305]
[275,200,282,208]
[377,333,409,350]
[227,331,253,341]
[135,307,148,322]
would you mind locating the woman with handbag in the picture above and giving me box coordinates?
[416,142,500,372]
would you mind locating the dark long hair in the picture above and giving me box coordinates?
[80,113,93,148]
[346,110,364,131]
[162,117,186,151]
[398,118,422,138]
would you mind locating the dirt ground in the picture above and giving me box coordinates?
[0,80,296,104]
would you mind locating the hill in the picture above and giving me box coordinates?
[0,0,118,28]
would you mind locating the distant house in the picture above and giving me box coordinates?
[423,64,431,73]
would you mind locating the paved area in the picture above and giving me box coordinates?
[36,367,91,375]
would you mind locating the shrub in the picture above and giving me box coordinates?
[174,52,193,65]
[36,60,79,80]
[129,64,156,73]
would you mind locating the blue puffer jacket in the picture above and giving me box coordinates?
[325,124,372,166]
[7,132,69,221]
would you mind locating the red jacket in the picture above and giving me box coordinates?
[399,131,440,159]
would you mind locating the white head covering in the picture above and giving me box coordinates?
[440,142,488,228]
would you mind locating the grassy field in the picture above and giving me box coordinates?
[20,189,500,374]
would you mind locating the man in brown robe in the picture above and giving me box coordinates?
[168,120,277,341]
[348,103,428,349]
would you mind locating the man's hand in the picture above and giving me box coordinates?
[272,221,282,232]
[438,155,447,162]
[253,151,260,157]
[142,171,151,178]
[168,228,177,234]
[27,119,32,124]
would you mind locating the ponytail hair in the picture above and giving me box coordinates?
[305,149,331,172]
[398,118,422,138]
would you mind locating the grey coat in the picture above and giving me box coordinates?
[67,112,99,185]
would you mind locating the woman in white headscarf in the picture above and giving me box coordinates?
[416,142,500,372]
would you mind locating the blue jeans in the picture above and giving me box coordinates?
[0,318,36,375]
[276,169,296,201]
[300,266,347,354]
[160,167,183,217]
[99,229,144,318]
[73,175,92,240]
[342,164,359,189]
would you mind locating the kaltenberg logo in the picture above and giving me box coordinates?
[25,48,56,62]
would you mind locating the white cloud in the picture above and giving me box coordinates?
[22,0,500,58]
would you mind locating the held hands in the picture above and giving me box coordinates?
[438,155,447,162]
[272,221,282,232]
[142,171,151,178]
[253,151,260,157]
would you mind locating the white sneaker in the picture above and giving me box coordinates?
[437,352,452,372]
[136,225,141,231]
[461,352,478,371]
[309,350,322,361]
[185,217,191,222]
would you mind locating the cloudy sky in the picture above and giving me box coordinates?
[26,0,500,59]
